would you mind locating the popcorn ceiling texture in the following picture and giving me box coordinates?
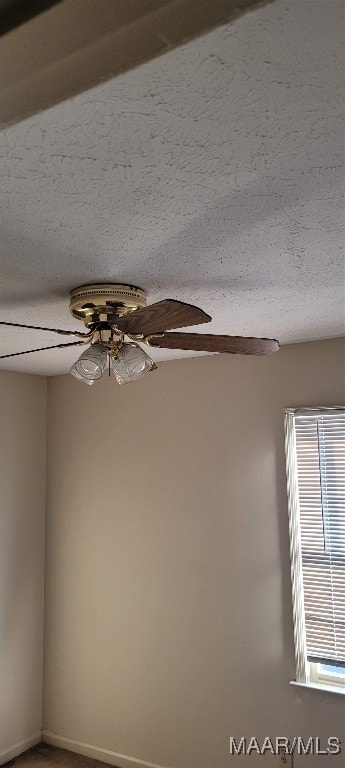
[0,0,343,374]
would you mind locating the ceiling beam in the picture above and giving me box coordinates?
[0,0,273,129]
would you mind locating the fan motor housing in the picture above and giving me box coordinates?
[69,283,146,326]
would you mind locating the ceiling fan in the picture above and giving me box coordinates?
[0,283,279,385]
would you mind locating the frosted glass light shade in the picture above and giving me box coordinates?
[112,343,153,384]
[70,342,108,382]
[69,368,95,385]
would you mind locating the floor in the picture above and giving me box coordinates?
[7,745,113,768]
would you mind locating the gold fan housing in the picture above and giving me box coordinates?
[69,283,146,327]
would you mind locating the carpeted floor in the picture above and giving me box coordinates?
[6,745,114,768]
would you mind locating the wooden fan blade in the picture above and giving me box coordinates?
[0,341,85,359]
[116,299,211,335]
[0,320,90,337]
[148,333,279,355]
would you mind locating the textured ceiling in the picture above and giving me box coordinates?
[0,0,344,375]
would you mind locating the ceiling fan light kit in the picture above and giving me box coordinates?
[70,342,108,384]
[112,344,154,385]
[0,283,280,384]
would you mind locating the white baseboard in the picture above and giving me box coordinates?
[42,732,172,768]
[0,733,41,765]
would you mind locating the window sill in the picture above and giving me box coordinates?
[290,680,345,696]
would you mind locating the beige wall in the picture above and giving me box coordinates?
[43,338,344,768]
[0,372,46,763]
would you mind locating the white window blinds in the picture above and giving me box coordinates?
[287,408,345,669]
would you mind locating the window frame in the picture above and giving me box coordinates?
[284,406,345,693]
[310,662,345,689]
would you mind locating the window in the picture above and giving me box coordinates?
[285,407,345,693]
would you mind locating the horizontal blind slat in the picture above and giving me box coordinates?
[294,409,345,666]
